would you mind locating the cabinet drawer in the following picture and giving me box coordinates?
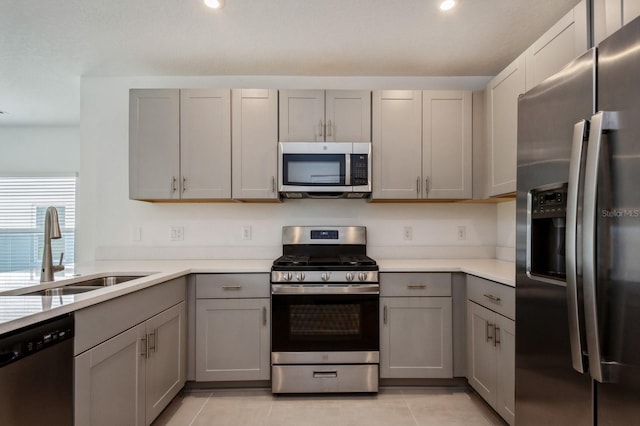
[195,274,270,299]
[467,275,515,320]
[380,273,451,297]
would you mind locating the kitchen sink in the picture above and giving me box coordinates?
[23,275,146,296]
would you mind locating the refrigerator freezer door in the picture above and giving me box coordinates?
[593,15,640,425]
[516,49,595,426]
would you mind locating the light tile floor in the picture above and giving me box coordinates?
[153,387,506,426]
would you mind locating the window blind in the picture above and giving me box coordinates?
[0,176,76,273]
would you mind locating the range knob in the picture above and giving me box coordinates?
[321,272,331,282]
[283,272,293,282]
[296,272,305,282]
[346,272,354,282]
[358,272,368,282]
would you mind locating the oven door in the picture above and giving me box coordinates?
[271,288,379,357]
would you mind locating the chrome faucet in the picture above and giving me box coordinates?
[41,206,65,282]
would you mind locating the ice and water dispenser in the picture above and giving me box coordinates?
[527,184,568,282]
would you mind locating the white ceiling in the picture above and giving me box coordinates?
[0,0,581,126]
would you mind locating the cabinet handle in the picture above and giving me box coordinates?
[495,326,501,347]
[222,285,242,290]
[425,177,429,195]
[383,305,388,325]
[416,177,421,197]
[486,322,494,343]
[182,176,187,193]
[407,284,426,289]
[319,120,324,137]
[327,120,332,137]
[171,176,177,193]
[263,306,267,326]
[149,329,158,353]
[483,294,501,303]
[271,176,276,193]
[141,336,149,359]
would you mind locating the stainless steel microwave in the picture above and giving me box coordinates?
[278,142,372,198]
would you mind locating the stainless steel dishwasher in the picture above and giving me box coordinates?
[0,314,74,426]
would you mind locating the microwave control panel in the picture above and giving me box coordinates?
[350,154,369,186]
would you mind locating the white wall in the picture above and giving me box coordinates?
[0,126,80,174]
[79,75,499,262]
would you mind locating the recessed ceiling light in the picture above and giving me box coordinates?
[204,0,224,9]
[440,0,456,11]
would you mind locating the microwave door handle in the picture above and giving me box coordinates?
[566,119,588,374]
[345,154,351,186]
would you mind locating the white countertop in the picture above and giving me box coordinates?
[0,258,514,335]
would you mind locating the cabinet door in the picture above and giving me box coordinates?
[623,0,640,24]
[422,91,472,199]
[372,90,423,199]
[486,54,525,196]
[466,301,497,406]
[232,89,278,199]
[75,323,147,426]
[325,90,371,142]
[196,298,270,381]
[380,297,453,378]
[145,302,186,425]
[129,89,180,200]
[495,314,515,426]
[279,90,325,142]
[525,0,588,90]
[180,89,231,199]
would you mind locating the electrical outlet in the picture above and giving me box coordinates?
[241,225,252,241]
[131,227,142,242]
[170,226,184,241]
[403,226,413,241]
[457,225,466,241]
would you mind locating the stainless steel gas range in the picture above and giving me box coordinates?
[270,226,379,393]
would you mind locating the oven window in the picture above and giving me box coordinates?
[272,294,379,352]
[290,304,361,338]
[282,154,346,186]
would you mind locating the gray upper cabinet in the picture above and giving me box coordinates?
[129,88,231,201]
[373,90,472,200]
[372,90,424,199]
[484,0,588,197]
[279,90,371,142]
[485,55,525,197]
[524,0,588,90]
[129,89,180,200]
[594,0,640,45]
[231,89,278,200]
[180,89,231,199]
[422,91,472,199]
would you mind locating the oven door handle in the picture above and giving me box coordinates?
[271,284,379,295]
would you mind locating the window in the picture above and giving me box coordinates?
[0,176,76,274]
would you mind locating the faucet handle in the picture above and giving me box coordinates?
[53,252,65,273]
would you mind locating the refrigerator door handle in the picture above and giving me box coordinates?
[566,119,589,374]
[583,111,618,383]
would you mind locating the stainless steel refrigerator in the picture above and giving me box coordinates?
[516,16,640,426]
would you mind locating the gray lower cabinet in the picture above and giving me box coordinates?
[74,278,187,426]
[195,274,270,382]
[379,273,453,379]
[466,276,515,425]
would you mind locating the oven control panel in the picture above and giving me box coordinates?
[272,270,378,284]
